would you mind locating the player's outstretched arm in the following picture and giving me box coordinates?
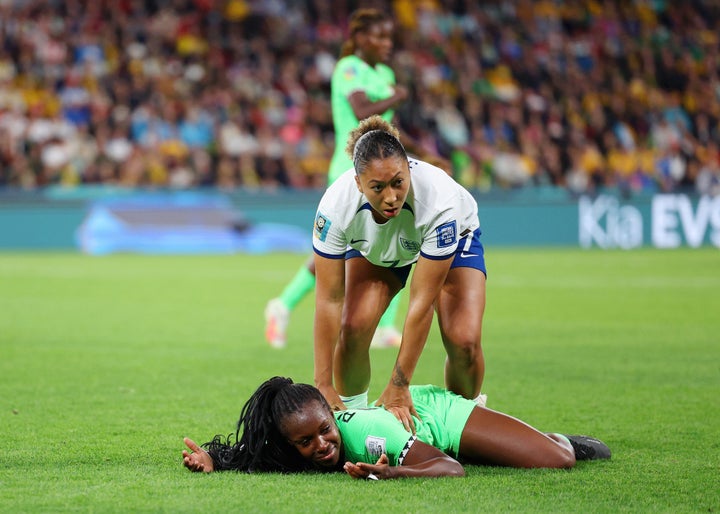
[182,437,214,473]
[343,442,464,479]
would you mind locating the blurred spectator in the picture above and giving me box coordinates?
[0,0,719,195]
[696,143,720,196]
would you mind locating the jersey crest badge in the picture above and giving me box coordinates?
[343,64,357,81]
[400,237,421,253]
[365,436,386,460]
[436,220,457,248]
[314,212,331,242]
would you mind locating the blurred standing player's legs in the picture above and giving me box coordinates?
[265,263,402,349]
[264,9,408,349]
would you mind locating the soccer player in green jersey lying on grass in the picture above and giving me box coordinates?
[182,377,610,478]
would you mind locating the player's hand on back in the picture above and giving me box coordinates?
[375,384,418,433]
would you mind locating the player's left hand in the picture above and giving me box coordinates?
[182,437,214,473]
[343,454,393,480]
[375,384,418,434]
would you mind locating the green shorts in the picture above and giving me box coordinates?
[410,385,476,458]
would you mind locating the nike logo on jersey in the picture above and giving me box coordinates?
[460,252,479,258]
[350,238,368,244]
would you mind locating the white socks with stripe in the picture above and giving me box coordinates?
[340,390,369,409]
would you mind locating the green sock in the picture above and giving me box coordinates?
[278,266,316,311]
[378,292,402,328]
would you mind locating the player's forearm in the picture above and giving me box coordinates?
[390,457,465,478]
[313,337,335,387]
[391,303,434,386]
[313,303,341,387]
[353,96,402,121]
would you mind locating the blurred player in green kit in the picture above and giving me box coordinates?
[265,8,412,349]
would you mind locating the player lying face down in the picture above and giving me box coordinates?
[182,377,610,479]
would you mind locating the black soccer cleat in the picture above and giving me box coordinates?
[565,435,611,460]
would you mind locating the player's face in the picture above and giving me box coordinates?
[355,155,410,224]
[361,20,394,64]
[280,401,342,469]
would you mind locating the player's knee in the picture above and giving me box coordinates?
[445,334,480,365]
[340,317,374,349]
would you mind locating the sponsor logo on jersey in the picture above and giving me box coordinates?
[400,237,421,253]
[314,212,331,242]
[436,220,457,248]
[365,436,386,460]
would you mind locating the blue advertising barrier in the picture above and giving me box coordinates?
[75,193,311,255]
[0,187,717,251]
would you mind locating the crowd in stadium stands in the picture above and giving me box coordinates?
[1,0,720,196]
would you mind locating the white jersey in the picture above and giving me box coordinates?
[313,159,479,267]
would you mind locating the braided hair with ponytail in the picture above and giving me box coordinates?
[202,376,333,473]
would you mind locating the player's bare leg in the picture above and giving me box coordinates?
[436,267,486,400]
[336,257,401,400]
[458,407,576,468]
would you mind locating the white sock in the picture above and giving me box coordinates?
[474,392,488,407]
[340,390,369,409]
[551,433,572,446]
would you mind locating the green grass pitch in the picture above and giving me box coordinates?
[1,248,718,513]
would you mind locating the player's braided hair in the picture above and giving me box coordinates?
[202,376,332,473]
[348,115,407,173]
[339,8,390,58]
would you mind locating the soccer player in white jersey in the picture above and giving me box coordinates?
[312,115,488,432]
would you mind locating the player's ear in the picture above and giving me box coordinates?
[354,174,362,193]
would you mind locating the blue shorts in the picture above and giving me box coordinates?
[346,227,486,288]
[451,227,487,276]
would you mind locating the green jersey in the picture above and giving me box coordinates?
[328,55,397,183]
[334,385,476,466]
